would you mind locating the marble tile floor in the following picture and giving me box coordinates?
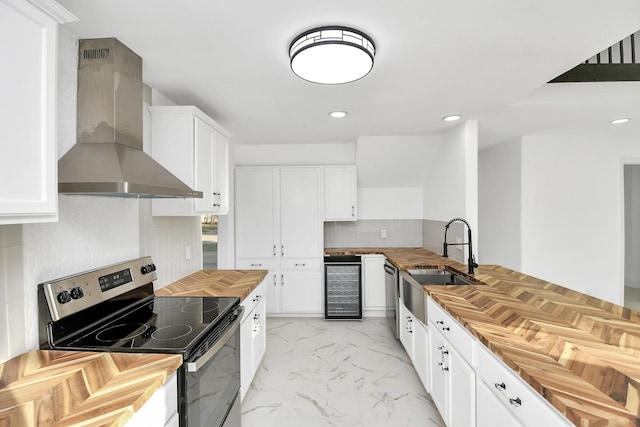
[241,317,445,427]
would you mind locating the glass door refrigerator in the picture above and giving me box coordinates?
[324,255,362,320]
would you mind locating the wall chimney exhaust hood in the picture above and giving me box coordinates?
[58,38,203,199]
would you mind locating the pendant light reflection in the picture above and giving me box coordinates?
[290,26,376,85]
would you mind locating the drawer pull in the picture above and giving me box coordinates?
[294,263,306,266]
[494,382,506,391]
[509,397,522,407]
[441,326,450,331]
[436,320,444,325]
[250,263,262,266]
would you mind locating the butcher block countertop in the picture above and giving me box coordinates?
[156,269,268,301]
[326,247,640,426]
[0,350,182,427]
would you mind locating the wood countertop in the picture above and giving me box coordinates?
[326,247,640,426]
[0,350,182,426]
[156,269,268,301]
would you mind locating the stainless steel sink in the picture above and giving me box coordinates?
[407,269,475,286]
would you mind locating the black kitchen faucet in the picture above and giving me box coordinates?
[442,217,479,275]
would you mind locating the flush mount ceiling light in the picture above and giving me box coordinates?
[611,118,630,124]
[289,26,376,85]
[443,115,462,122]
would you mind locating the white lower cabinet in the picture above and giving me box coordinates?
[476,381,524,427]
[398,300,414,359]
[362,255,386,316]
[126,372,178,426]
[399,299,430,392]
[240,279,268,401]
[422,295,572,427]
[427,297,476,427]
[474,343,572,427]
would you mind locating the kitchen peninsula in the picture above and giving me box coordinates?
[326,247,640,426]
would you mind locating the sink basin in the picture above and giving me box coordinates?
[407,269,475,286]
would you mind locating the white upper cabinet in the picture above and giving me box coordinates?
[150,106,230,216]
[324,166,357,221]
[0,0,73,224]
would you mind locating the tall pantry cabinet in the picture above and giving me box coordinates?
[235,166,323,315]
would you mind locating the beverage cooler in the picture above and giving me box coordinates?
[324,255,362,320]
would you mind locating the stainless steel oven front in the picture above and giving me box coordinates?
[181,307,242,427]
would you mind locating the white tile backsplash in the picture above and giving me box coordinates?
[324,220,422,248]
[0,225,23,362]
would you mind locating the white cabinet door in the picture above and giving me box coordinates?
[235,167,278,260]
[126,373,178,426]
[240,310,254,402]
[362,255,385,313]
[0,0,59,224]
[150,106,230,216]
[279,167,322,259]
[398,301,414,360]
[413,318,429,392]
[476,381,523,427]
[429,326,449,421]
[449,346,476,427]
[194,117,215,214]
[324,166,357,221]
[212,133,229,214]
[280,270,322,314]
[252,297,267,369]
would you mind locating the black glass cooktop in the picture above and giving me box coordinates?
[58,296,239,354]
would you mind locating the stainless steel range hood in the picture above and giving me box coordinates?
[58,38,202,199]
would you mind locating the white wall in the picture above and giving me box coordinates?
[479,139,522,270]
[235,142,356,165]
[356,135,443,220]
[423,121,479,261]
[520,135,640,304]
[624,165,640,288]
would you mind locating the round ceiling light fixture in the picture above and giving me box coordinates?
[289,26,376,85]
[443,115,462,122]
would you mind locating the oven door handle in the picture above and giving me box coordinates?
[186,307,244,373]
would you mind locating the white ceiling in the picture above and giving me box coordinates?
[56,0,640,149]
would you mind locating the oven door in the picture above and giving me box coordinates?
[181,307,243,427]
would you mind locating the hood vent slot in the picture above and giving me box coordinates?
[83,47,110,60]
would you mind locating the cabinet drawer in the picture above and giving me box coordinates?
[241,279,267,321]
[427,297,475,364]
[475,344,571,426]
[236,259,279,270]
[281,258,322,270]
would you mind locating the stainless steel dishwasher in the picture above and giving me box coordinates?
[324,255,362,320]
[384,260,399,338]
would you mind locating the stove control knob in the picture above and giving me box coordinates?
[57,291,71,304]
[70,286,84,300]
[141,264,156,275]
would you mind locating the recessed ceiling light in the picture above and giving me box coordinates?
[289,26,375,85]
[610,118,630,124]
[443,115,462,122]
[329,111,347,118]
